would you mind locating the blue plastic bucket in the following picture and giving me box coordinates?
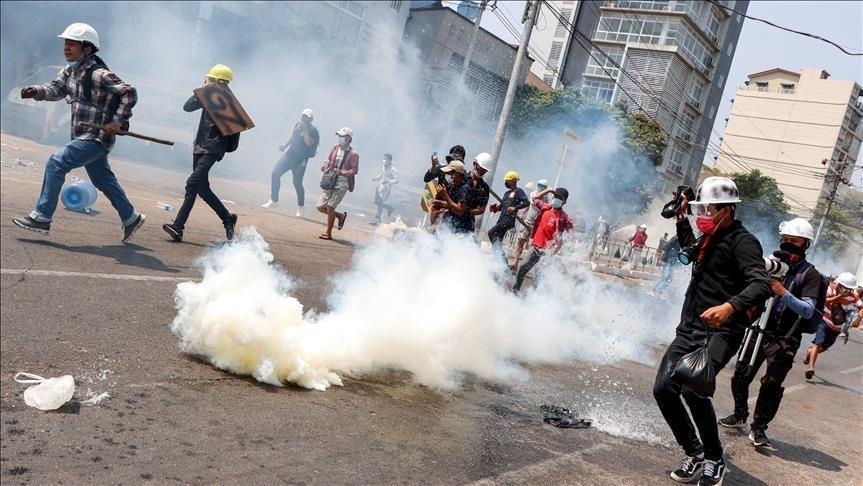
[60,180,98,211]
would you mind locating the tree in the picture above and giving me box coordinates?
[724,169,792,247]
[507,85,667,218]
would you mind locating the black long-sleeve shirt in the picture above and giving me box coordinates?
[677,218,771,336]
[185,94,231,156]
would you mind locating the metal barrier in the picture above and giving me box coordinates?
[589,237,664,274]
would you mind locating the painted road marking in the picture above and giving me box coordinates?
[747,383,806,405]
[1,268,196,283]
[840,365,863,375]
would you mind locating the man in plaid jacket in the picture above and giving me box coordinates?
[13,23,145,242]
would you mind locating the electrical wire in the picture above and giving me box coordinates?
[705,0,863,56]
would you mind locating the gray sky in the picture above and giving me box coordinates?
[460,0,863,179]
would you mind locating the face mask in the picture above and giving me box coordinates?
[551,198,563,209]
[779,241,806,256]
[695,215,718,234]
[338,136,348,145]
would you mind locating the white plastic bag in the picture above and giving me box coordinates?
[14,372,75,410]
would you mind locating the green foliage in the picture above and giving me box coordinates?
[731,169,792,214]
[810,205,862,268]
[508,85,668,216]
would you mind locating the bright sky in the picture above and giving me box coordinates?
[453,0,863,182]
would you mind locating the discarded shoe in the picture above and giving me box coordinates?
[540,404,591,429]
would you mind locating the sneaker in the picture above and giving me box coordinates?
[295,206,304,217]
[122,214,146,242]
[718,413,747,428]
[162,223,183,242]
[671,454,704,483]
[697,457,725,486]
[749,428,771,447]
[224,213,238,241]
[12,216,50,235]
[262,200,278,209]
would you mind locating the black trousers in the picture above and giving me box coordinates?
[513,247,543,291]
[270,154,308,206]
[174,153,231,229]
[729,335,799,430]
[653,326,739,461]
[488,219,515,263]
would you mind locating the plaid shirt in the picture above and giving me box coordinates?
[32,55,137,151]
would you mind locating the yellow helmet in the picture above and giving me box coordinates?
[504,170,519,181]
[207,64,233,83]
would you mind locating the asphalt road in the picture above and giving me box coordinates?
[1,133,861,485]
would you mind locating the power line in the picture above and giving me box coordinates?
[705,0,863,56]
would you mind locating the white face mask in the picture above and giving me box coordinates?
[338,136,348,145]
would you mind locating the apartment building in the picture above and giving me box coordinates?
[549,0,747,191]
[528,1,580,89]
[715,67,863,218]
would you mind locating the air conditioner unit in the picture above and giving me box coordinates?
[693,100,701,110]
[702,67,712,77]
[683,133,692,142]
[709,34,718,44]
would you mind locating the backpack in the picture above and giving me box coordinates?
[791,262,829,334]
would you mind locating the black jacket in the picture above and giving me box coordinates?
[677,218,771,336]
[184,95,238,158]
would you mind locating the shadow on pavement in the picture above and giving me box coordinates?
[723,460,768,485]
[19,239,180,274]
[805,376,863,396]
[757,438,848,472]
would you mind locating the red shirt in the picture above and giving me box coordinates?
[630,230,647,247]
[531,199,573,249]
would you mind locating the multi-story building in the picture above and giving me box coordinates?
[715,67,863,218]
[403,3,534,142]
[547,0,747,191]
[528,1,579,89]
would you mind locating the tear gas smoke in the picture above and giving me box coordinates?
[171,228,676,391]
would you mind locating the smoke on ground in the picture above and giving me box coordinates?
[171,227,676,391]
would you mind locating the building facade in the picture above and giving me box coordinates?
[553,0,747,191]
[528,1,580,89]
[715,68,863,218]
[403,4,534,141]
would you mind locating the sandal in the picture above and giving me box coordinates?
[319,234,332,240]
[338,212,348,230]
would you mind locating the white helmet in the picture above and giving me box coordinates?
[524,182,536,191]
[638,223,647,230]
[537,179,549,188]
[474,152,494,172]
[778,218,815,240]
[835,272,857,289]
[58,23,100,50]
[691,176,741,205]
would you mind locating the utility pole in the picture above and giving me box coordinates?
[811,157,850,253]
[487,0,539,185]
[439,0,488,148]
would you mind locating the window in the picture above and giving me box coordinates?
[676,109,696,140]
[668,144,686,174]
[584,45,623,78]
[555,20,569,37]
[582,79,615,102]
[780,83,795,94]
[756,81,768,92]
[389,0,402,13]
[708,105,716,119]
[718,73,725,88]
[706,9,721,41]
[726,41,734,56]
[688,78,704,107]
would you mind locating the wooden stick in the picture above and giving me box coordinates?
[77,122,174,146]
[488,187,531,230]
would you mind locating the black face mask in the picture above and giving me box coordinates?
[779,241,806,257]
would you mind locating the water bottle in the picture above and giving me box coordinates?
[60,180,98,212]
[157,202,175,211]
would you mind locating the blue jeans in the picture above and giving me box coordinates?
[653,261,674,294]
[32,139,137,225]
[270,153,308,206]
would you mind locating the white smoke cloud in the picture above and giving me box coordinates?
[171,227,676,391]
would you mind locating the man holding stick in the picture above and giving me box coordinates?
[13,23,145,241]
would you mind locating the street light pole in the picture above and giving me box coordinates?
[486,0,539,184]
[811,157,850,253]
